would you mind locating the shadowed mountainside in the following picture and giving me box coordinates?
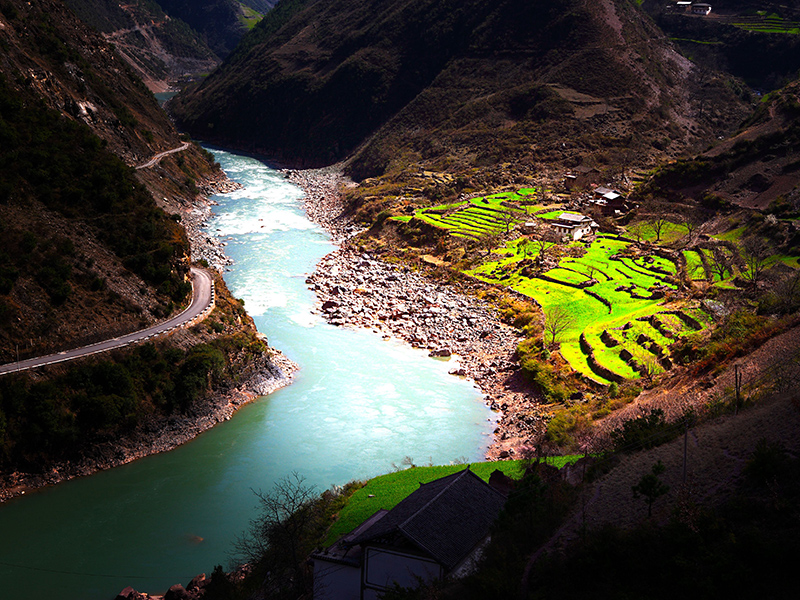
[171,0,751,178]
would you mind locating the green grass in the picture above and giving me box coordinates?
[635,221,685,244]
[324,458,581,545]
[713,226,747,242]
[683,250,706,280]
[238,4,263,30]
[389,215,413,223]
[766,254,800,269]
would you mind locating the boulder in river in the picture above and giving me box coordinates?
[429,347,452,358]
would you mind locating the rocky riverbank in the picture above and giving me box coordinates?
[288,166,548,459]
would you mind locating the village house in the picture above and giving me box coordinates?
[311,469,507,600]
[552,212,598,241]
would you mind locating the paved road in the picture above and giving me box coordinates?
[0,267,214,376]
[135,142,191,170]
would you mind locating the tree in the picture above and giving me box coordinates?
[477,232,502,257]
[740,236,770,290]
[499,206,521,234]
[234,472,322,599]
[708,247,732,282]
[543,305,573,346]
[627,221,647,245]
[681,212,700,242]
[632,460,670,517]
[648,215,672,243]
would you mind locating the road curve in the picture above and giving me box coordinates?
[0,267,215,376]
[135,142,191,170]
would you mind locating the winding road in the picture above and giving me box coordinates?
[0,267,214,376]
[135,142,191,170]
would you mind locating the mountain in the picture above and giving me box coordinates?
[63,0,220,91]
[63,0,277,92]
[155,0,273,57]
[0,0,224,360]
[640,78,800,215]
[0,0,284,479]
[642,0,800,91]
[171,0,751,179]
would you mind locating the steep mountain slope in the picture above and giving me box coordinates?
[155,0,270,57]
[0,0,289,484]
[643,0,800,91]
[641,79,800,214]
[64,0,220,92]
[171,0,750,177]
[0,0,221,359]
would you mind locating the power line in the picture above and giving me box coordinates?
[0,558,194,581]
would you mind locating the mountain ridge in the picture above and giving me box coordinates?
[171,0,751,179]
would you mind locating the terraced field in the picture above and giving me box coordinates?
[469,234,709,384]
[400,189,552,239]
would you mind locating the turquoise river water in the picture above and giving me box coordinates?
[0,149,494,600]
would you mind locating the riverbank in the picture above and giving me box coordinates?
[0,173,298,504]
[286,167,548,459]
[0,350,296,504]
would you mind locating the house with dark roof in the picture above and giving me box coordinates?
[311,469,507,600]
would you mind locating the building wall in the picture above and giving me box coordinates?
[363,546,442,597]
[313,559,361,600]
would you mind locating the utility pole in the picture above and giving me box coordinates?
[734,365,743,415]
[682,417,688,485]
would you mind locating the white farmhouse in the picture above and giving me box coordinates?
[552,212,598,241]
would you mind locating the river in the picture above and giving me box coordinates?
[0,149,495,600]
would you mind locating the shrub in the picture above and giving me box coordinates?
[611,408,673,453]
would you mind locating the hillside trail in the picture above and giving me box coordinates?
[135,142,190,169]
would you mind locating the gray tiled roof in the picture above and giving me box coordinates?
[348,469,507,570]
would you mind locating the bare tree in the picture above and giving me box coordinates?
[740,236,771,289]
[477,232,502,257]
[648,215,673,243]
[775,270,800,313]
[234,472,322,599]
[543,305,573,346]
[499,206,521,234]
[681,212,700,242]
[627,221,647,245]
[708,248,732,281]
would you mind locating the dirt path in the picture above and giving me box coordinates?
[135,142,190,169]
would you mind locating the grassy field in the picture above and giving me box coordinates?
[683,249,707,280]
[324,457,581,545]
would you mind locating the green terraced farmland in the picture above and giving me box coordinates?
[683,250,707,280]
[468,235,707,384]
[413,191,534,238]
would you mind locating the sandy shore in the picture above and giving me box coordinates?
[286,167,547,459]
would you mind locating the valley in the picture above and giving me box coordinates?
[1,0,800,599]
